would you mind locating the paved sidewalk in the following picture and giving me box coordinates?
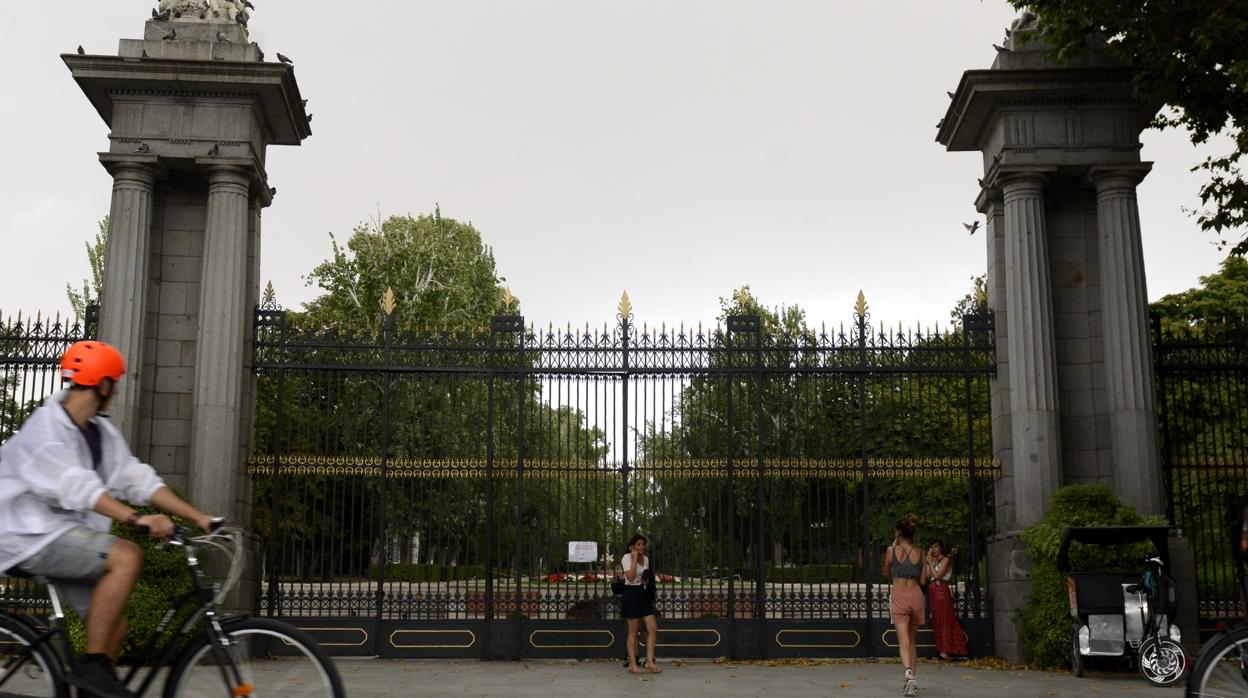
[332,657,1184,697]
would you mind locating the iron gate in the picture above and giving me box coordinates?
[248,291,997,658]
[1156,317,1248,640]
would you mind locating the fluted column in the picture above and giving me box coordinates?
[98,158,158,444]
[1093,166,1163,515]
[1002,172,1062,526]
[190,165,252,520]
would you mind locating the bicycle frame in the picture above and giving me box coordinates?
[0,526,248,698]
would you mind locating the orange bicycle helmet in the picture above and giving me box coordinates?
[60,341,126,386]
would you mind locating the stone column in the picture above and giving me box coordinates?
[1002,172,1062,526]
[1092,166,1164,515]
[98,156,158,444]
[190,164,252,520]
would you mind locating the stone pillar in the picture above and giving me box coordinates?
[1002,172,1062,527]
[1092,166,1164,515]
[98,156,158,443]
[190,164,252,520]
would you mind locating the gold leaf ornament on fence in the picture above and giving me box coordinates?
[380,287,397,316]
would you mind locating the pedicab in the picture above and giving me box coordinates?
[1058,525,1186,686]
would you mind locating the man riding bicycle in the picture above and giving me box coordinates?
[0,341,217,698]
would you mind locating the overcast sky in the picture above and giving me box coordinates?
[0,1,1233,331]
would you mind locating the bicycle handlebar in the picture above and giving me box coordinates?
[129,517,227,544]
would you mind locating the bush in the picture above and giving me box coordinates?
[367,563,486,583]
[1020,483,1165,667]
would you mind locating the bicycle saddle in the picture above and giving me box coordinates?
[1124,584,1143,593]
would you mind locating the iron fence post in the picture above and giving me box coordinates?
[962,314,981,630]
[622,312,631,541]
[754,323,766,628]
[484,318,497,657]
[726,322,737,657]
[1151,313,1175,523]
[375,313,394,654]
[857,307,872,626]
[267,305,287,618]
[514,323,526,658]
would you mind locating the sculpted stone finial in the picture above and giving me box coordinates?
[1005,10,1040,50]
[158,0,249,24]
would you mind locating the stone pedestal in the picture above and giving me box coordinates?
[65,19,309,526]
[986,533,1031,662]
[939,32,1165,661]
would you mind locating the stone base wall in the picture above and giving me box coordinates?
[988,533,1031,663]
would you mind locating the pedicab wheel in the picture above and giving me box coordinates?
[1139,636,1186,687]
[1071,624,1086,677]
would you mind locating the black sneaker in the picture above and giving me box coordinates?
[67,658,134,698]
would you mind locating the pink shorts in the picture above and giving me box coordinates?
[889,584,926,625]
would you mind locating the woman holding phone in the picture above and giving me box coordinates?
[620,533,660,674]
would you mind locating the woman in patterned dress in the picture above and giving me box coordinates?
[926,540,968,659]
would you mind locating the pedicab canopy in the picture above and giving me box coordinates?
[1056,526,1173,574]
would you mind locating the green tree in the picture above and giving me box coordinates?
[253,209,608,584]
[66,216,108,318]
[302,208,507,334]
[1009,1,1248,255]
[1151,256,1248,338]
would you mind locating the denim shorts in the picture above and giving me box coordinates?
[17,526,119,619]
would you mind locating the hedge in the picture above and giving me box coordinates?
[367,564,486,582]
[1020,483,1165,667]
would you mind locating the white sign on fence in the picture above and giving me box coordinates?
[568,541,598,563]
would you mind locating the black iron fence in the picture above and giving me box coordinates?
[1155,317,1248,634]
[0,306,97,612]
[248,293,998,658]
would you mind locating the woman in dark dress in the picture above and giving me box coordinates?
[620,533,660,674]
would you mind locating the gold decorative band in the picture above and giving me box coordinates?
[246,455,1002,479]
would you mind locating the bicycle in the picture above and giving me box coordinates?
[0,521,345,698]
[1187,573,1248,697]
[1129,555,1185,686]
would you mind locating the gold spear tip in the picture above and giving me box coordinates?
[855,290,868,317]
[619,290,632,317]
[737,287,750,306]
[380,287,397,316]
[263,280,276,304]
[501,287,515,311]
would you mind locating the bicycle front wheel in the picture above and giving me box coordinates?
[1188,624,1248,697]
[164,617,344,698]
[0,614,65,698]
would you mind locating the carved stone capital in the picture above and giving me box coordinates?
[1086,163,1153,198]
[98,153,162,186]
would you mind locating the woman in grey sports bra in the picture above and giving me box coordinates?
[883,513,927,696]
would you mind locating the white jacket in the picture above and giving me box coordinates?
[0,390,165,573]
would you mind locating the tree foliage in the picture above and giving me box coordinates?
[1151,255,1248,338]
[302,209,507,334]
[66,216,108,318]
[1011,0,1248,255]
[254,210,608,581]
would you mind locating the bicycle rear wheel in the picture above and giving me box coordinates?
[0,615,65,698]
[1188,624,1248,697]
[164,617,343,698]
